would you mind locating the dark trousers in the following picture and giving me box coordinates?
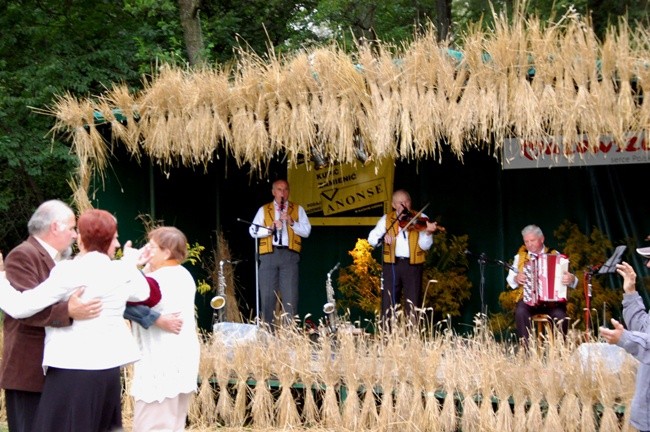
[515,300,568,342]
[258,248,300,325]
[381,260,423,322]
[5,388,41,432]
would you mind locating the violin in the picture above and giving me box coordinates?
[398,211,445,232]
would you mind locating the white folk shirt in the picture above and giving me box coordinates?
[130,265,201,403]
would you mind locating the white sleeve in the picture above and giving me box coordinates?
[417,213,434,251]
[249,206,274,239]
[368,215,388,247]
[123,265,151,302]
[291,206,311,238]
[506,255,520,289]
[0,271,68,319]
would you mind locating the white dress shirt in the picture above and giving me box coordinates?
[249,202,312,246]
[368,213,434,257]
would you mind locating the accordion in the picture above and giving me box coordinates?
[525,253,570,306]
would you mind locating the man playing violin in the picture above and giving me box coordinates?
[368,189,439,325]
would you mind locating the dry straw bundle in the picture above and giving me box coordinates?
[137,318,637,432]
[0,316,639,431]
[44,9,650,207]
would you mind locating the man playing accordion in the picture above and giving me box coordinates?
[506,224,579,343]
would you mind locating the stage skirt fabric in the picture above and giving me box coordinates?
[32,367,123,432]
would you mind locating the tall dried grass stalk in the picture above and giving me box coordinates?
[249,348,274,429]
[190,335,218,427]
[231,345,252,427]
[211,339,233,426]
[319,333,342,429]
[272,332,301,428]
[339,332,362,430]
[0,314,641,431]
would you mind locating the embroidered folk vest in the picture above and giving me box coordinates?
[382,211,427,265]
[258,201,302,254]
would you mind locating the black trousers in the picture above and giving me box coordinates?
[381,260,423,321]
[515,300,568,342]
[5,388,41,432]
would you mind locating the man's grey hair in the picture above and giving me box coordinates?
[521,224,543,237]
[27,200,74,236]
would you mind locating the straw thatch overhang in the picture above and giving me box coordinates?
[46,11,650,209]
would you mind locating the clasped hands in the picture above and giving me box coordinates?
[269,210,293,232]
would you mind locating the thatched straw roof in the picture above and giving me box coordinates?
[46,10,650,209]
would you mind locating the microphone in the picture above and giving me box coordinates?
[328,262,341,276]
[496,259,517,273]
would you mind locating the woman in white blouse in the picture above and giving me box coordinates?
[130,226,200,432]
[0,209,150,432]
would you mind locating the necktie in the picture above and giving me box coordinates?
[276,201,284,244]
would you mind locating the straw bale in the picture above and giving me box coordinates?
[100,84,140,154]
[210,339,232,426]
[357,341,380,430]
[249,342,275,428]
[189,337,218,427]
[230,345,252,427]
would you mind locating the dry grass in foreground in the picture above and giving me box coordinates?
[1,315,639,431]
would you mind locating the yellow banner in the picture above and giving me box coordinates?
[288,158,395,226]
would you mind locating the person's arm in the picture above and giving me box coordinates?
[506,255,520,289]
[600,318,650,364]
[124,304,161,329]
[0,269,71,319]
[616,262,650,333]
[416,214,435,250]
[562,267,579,289]
[123,275,163,329]
[368,215,388,247]
[154,312,183,334]
[4,245,101,325]
[289,206,311,238]
[249,207,274,239]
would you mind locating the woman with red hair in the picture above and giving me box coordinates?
[0,208,150,432]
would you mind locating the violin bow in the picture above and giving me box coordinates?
[397,202,430,236]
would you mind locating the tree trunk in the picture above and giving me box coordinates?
[435,0,451,42]
[178,0,204,66]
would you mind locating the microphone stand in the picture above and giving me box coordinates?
[465,250,514,325]
[237,218,273,326]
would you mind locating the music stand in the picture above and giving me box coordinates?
[584,245,627,336]
[597,245,627,274]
